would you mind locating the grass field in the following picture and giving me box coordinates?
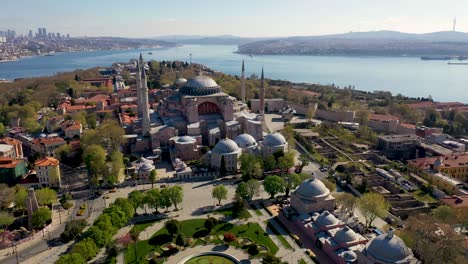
[266,221,292,249]
[185,255,236,264]
[124,219,278,264]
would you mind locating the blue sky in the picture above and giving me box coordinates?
[1,0,467,37]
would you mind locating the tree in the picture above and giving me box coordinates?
[263,175,285,199]
[83,144,107,184]
[128,191,144,215]
[164,219,180,237]
[113,198,135,219]
[0,211,15,228]
[263,155,277,171]
[283,173,306,197]
[167,186,183,210]
[402,215,465,264]
[146,189,160,213]
[60,219,87,242]
[335,193,357,214]
[204,217,218,233]
[431,205,456,225]
[71,237,98,260]
[298,154,309,167]
[14,185,28,211]
[246,179,260,201]
[277,151,295,175]
[240,154,263,181]
[212,185,228,205]
[0,123,6,137]
[32,207,52,229]
[108,151,124,187]
[175,232,186,246]
[357,193,389,228]
[160,188,172,211]
[35,188,57,207]
[220,156,227,177]
[322,179,336,192]
[149,169,157,188]
[232,195,250,220]
[0,184,14,210]
[262,253,287,264]
[129,226,140,260]
[56,253,86,264]
[236,182,250,201]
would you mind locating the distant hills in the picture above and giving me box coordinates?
[235,31,468,56]
[151,35,273,45]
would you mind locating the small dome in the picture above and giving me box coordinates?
[315,211,339,226]
[295,177,330,198]
[235,134,257,148]
[339,251,358,262]
[139,162,155,172]
[213,138,240,154]
[334,226,359,243]
[176,136,196,143]
[366,231,413,263]
[263,133,287,147]
[179,76,221,96]
[136,157,152,165]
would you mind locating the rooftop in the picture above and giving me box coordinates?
[440,195,468,208]
[0,157,23,169]
[369,113,399,122]
[408,154,468,169]
[34,157,60,167]
[378,134,420,142]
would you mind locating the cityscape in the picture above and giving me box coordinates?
[0,1,467,264]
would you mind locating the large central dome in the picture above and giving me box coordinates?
[179,76,221,96]
[294,176,330,198]
[365,230,414,263]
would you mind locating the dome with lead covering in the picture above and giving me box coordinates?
[175,78,187,85]
[179,76,221,96]
[235,134,257,148]
[315,211,339,226]
[177,136,196,143]
[365,229,414,263]
[295,176,330,198]
[213,138,240,154]
[263,133,287,147]
[139,162,155,172]
[334,226,359,243]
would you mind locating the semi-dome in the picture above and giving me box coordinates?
[263,133,287,147]
[235,134,257,148]
[179,76,221,96]
[177,136,196,143]
[213,138,240,154]
[295,176,330,198]
[315,211,339,226]
[139,162,155,172]
[365,229,413,263]
[334,226,359,243]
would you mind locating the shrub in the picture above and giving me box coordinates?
[223,232,236,242]
[56,253,86,264]
[248,244,259,255]
[71,237,98,260]
[60,219,87,242]
[175,232,186,246]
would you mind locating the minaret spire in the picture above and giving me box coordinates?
[139,55,151,136]
[259,67,265,117]
[241,60,246,104]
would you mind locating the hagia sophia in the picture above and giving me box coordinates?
[126,56,283,174]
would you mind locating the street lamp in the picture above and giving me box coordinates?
[12,242,19,264]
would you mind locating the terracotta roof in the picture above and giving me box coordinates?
[369,113,399,122]
[440,195,468,208]
[35,156,60,166]
[0,137,21,146]
[0,157,23,169]
[62,120,82,131]
[32,137,65,146]
[398,123,416,129]
[409,154,468,169]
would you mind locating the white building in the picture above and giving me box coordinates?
[262,132,288,157]
[34,157,61,188]
[208,138,242,173]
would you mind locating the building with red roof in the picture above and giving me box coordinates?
[34,157,61,188]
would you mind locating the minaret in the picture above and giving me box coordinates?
[140,57,151,136]
[259,67,265,117]
[136,53,143,117]
[241,60,246,103]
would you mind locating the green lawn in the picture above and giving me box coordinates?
[131,218,162,235]
[213,207,252,219]
[254,208,263,216]
[413,189,438,203]
[185,255,236,264]
[124,219,277,264]
[299,259,307,264]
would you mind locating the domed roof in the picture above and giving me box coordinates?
[366,230,413,263]
[315,211,339,226]
[295,176,330,198]
[179,76,221,96]
[139,162,155,172]
[176,136,196,143]
[136,157,153,165]
[235,134,257,148]
[334,226,359,243]
[263,133,287,147]
[339,251,358,262]
[213,138,240,154]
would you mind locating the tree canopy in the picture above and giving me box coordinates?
[357,193,389,228]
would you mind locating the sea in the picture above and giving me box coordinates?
[0,44,467,103]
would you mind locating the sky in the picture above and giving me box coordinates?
[1,0,467,38]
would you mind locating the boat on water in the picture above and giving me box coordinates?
[448,62,468,65]
[45,51,55,56]
[421,55,467,61]
[148,52,153,55]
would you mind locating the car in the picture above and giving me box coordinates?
[160,184,166,188]
[109,188,117,193]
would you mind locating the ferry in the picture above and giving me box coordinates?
[45,51,55,56]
